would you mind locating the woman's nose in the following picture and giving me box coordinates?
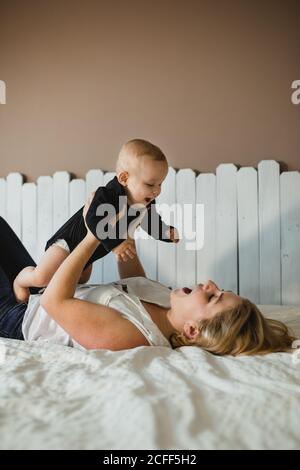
[201,282,210,291]
[203,280,218,291]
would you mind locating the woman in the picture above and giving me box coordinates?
[0,212,295,355]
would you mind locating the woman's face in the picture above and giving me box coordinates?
[170,280,241,337]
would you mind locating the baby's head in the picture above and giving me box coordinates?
[116,139,169,206]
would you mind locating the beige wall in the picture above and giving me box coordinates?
[0,0,299,182]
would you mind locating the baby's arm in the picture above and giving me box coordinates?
[112,237,136,263]
[140,202,180,243]
[117,240,146,278]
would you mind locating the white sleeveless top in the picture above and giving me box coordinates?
[22,277,172,349]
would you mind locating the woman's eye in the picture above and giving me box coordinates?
[146,183,154,187]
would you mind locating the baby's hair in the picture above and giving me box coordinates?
[116,138,167,173]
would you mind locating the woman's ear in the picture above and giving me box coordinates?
[182,321,199,342]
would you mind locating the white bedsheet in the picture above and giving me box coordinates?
[0,305,300,450]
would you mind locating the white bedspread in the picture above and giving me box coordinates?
[1,305,300,450]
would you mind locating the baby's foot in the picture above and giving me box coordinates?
[13,278,30,303]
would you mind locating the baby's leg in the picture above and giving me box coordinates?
[13,245,69,303]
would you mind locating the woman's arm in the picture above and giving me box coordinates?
[41,233,99,304]
[78,264,93,284]
[40,191,149,350]
[41,192,100,304]
[40,233,149,350]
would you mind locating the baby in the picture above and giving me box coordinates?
[13,138,179,302]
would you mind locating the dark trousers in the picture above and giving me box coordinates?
[0,216,40,340]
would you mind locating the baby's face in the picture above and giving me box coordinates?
[126,157,168,206]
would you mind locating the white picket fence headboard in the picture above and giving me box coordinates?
[1,160,299,305]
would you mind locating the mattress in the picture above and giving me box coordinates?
[0,305,300,450]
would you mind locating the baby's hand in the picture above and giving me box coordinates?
[165,226,180,243]
[113,238,137,262]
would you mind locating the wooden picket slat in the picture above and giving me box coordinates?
[6,172,23,238]
[176,169,196,289]
[135,226,157,281]
[53,171,70,233]
[37,176,53,262]
[237,167,260,303]
[22,183,37,262]
[69,179,86,217]
[196,173,216,285]
[156,167,177,288]
[258,160,281,304]
[86,169,104,196]
[0,178,6,218]
[280,171,300,305]
[215,164,238,292]
[86,169,104,284]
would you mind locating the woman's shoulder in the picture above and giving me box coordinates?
[117,276,171,290]
[110,277,172,348]
[117,277,171,302]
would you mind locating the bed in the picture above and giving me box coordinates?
[1,304,299,450]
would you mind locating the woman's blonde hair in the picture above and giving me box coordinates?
[170,298,296,356]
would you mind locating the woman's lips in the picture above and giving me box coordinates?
[182,287,192,294]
